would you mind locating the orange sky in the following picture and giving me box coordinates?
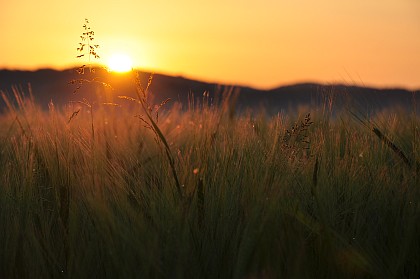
[1,0,419,89]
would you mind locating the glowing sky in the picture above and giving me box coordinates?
[1,0,419,89]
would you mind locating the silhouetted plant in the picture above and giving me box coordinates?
[76,18,100,74]
[68,18,110,95]
[119,73,182,199]
[282,113,313,164]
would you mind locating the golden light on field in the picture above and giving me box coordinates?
[107,53,133,73]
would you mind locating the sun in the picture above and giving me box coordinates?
[107,53,133,73]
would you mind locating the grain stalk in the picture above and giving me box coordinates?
[75,18,100,75]
[68,18,111,98]
[350,111,415,170]
[281,113,313,164]
[371,127,412,168]
[120,72,183,199]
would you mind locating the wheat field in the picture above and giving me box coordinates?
[0,86,419,278]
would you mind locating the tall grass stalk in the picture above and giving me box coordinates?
[124,71,183,199]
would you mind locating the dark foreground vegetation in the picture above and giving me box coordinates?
[0,86,419,278]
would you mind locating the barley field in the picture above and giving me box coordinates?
[0,86,419,278]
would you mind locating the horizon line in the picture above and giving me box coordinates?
[1,66,419,92]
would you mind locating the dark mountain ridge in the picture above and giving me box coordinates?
[1,68,419,114]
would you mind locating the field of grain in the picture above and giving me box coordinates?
[0,86,419,278]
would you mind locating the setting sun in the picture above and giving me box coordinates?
[107,53,133,73]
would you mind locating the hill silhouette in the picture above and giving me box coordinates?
[0,68,419,114]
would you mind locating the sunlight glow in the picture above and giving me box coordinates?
[107,53,133,73]
[1,1,419,88]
